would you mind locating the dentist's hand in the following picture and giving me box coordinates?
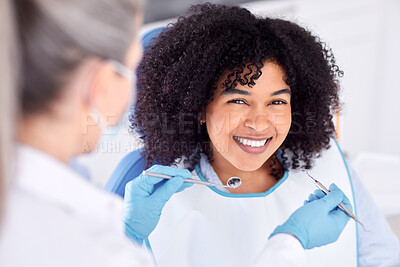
[123,165,193,244]
[269,184,352,249]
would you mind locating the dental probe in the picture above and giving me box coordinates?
[142,171,242,189]
[306,172,367,231]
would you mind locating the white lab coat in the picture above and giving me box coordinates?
[0,145,307,267]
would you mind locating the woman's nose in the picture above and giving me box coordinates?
[243,109,271,133]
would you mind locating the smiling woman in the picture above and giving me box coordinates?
[134,5,341,177]
[131,3,399,267]
[205,61,292,193]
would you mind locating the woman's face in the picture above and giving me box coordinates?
[205,61,291,171]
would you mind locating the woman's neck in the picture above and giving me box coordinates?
[211,154,282,194]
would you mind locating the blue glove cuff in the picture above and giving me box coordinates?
[125,223,145,245]
[269,220,308,249]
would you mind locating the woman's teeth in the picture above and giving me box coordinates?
[234,136,270,147]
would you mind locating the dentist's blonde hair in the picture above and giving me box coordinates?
[0,0,19,225]
[15,0,142,115]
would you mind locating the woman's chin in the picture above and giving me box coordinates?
[230,160,265,172]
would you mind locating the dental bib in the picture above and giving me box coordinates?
[147,139,358,267]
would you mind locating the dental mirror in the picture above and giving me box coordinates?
[226,176,242,189]
[143,171,242,189]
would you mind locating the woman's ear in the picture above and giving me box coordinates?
[199,109,206,125]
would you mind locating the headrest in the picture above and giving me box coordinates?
[141,26,165,51]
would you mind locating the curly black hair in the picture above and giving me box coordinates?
[133,3,342,174]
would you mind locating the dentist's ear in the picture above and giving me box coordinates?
[78,59,116,153]
[82,59,115,116]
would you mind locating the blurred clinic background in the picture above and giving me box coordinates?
[76,0,400,240]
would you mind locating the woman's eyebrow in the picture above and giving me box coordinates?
[270,88,291,96]
[220,88,291,96]
[220,88,251,96]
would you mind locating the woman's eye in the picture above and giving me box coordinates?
[270,100,287,105]
[228,99,247,104]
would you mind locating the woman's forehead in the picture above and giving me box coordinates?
[215,62,288,93]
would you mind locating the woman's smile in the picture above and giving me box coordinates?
[233,136,272,154]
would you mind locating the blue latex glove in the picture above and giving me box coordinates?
[269,183,353,249]
[123,165,193,244]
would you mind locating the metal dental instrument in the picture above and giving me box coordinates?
[306,172,368,231]
[142,171,242,189]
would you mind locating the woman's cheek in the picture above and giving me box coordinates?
[207,111,236,136]
[274,113,291,136]
[207,114,226,138]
